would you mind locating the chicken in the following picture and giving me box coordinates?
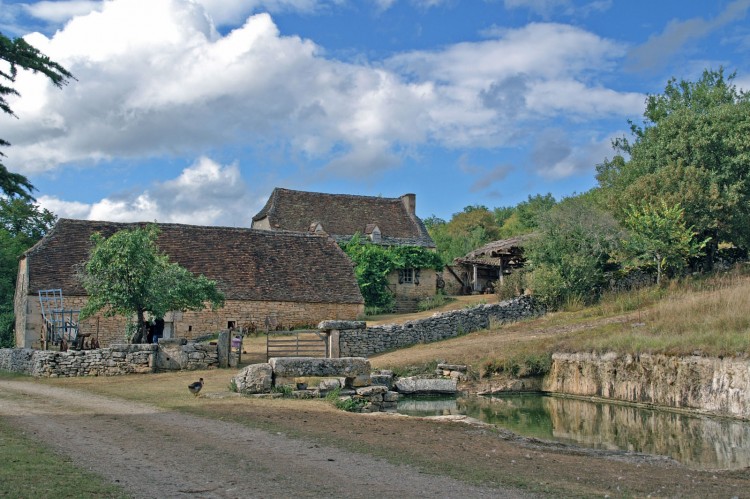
[188,378,204,397]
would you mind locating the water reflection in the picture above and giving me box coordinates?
[396,394,750,470]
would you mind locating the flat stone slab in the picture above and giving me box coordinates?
[269,357,370,378]
[317,320,366,330]
[394,376,458,395]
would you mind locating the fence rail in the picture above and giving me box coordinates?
[266,330,327,360]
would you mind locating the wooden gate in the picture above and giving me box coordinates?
[266,330,328,360]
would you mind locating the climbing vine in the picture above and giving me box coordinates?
[341,234,444,312]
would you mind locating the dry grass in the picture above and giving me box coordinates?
[372,268,750,376]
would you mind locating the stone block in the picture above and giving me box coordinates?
[394,376,458,395]
[356,385,387,396]
[269,357,370,378]
[233,363,273,394]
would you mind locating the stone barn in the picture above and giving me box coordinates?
[251,188,438,312]
[14,219,364,348]
[445,235,533,295]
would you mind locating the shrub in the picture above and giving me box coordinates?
[417,292,454,312]
[495,270,527,301]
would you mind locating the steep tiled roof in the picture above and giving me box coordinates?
[252,188,435,247]
[23,219,363,304]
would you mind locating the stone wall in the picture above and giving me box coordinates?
[0,341,222,377]
[543,352,750,420]
[331,295,544,358]
[16,293,363,349]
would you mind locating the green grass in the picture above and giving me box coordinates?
[0,416,129,498]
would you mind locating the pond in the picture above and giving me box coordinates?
[396,393,750,470]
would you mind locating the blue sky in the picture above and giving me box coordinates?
[1,0,749,226]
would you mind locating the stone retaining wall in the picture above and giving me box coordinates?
[543,352,750,420]
[328,295,544,358]
[0,341,222,377]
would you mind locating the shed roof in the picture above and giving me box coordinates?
[454,234,534,267]
[252,188,435,247]
[23,219,363,304]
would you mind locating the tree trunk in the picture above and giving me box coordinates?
[131,309,148,344]
[655,254,663,285]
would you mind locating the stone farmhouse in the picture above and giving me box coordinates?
[251,188,438,312]
[14,219,364,348]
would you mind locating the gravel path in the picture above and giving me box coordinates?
[0,379,534,498]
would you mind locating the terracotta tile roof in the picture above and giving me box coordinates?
[23,219,364,304]
[252,188,435,247]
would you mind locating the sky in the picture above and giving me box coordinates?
[1,0,749,227]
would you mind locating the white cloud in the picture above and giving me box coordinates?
[628,0,750,71]
[22,1,102,23]
[2,0,643,184]
[502,0,611,18]
[38,157,257,226]
[736,75,750,93]
[530,129,618,179]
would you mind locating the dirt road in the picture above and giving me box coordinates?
[0,379,533,498]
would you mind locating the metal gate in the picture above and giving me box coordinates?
[266,330,327,360]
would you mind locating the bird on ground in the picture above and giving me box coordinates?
[188,378,204,397]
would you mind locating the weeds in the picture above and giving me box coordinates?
[417,292,455,312]
[481,352,552,378]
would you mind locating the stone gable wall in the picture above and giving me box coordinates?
[335,295,544,357]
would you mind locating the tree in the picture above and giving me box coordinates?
[596,68,750,261]
[1,32,73,199]
[0,198,56,347]
[623,202,707,285]
[525,196,623,308]
[495,193,557,238]
[427,205,501,264]
[78,225,225,344]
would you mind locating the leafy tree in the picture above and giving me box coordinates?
[1,32,73,199]
[341,234,443,311]
[78,225,225,344]
[525,196,623,308]
[623,202,707,285]
[495,193,557,238]
[597,68,750,262]
[0,198,56,347]
[427,205,501,264]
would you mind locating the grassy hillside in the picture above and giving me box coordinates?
[372,265,750,378]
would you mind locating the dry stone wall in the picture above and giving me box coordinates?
[332,295,544,358]
[0,341,222,377]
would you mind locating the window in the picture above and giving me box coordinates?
[399,268,419,284]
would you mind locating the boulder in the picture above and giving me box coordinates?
[233,363,273,394]
[370,370,394,389]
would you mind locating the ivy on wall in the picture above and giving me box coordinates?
[341,234,444,312]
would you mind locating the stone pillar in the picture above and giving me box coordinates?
[318,320,366,359]
[328,330,340,358]
[217,330,230,368]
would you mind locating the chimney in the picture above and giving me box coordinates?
[400,193,416,215]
